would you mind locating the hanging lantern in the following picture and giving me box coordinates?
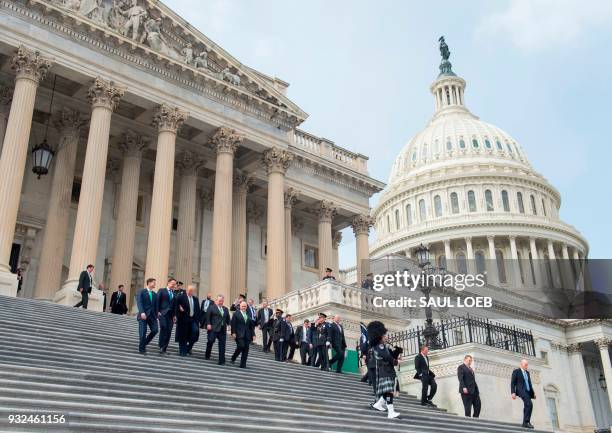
[31,139,54,179]
[415,243,430,268]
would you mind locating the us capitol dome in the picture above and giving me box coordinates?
[370,37,588,288]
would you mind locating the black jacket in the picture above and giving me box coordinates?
[414,353,435,379]
[78,270,93,293]
[312,322,330,347]
[109,291,127,314]
[329,322,347,351]
[230,311,255,340]
[374,344,397,379]
[200,298,214,316]
[156,288,176,318]
[175,294,200,343]
[295,325,311,345]
[511,368,535,398]
[256,308,274,329]
[457,363,479,395]
[204,304,230,332]
[272,317,288,342]
[136,288,157,320]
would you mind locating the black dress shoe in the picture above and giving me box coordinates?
[426,400,437,408]
[522,423,534,429]
[420,402,428,406]
[231,358,236,364]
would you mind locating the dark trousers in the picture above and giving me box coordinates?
[368,367,377,393]
[316,345,329,371]
[420,374,437,403]
[261,326,272,351]
[329,347,345,373]
[285,340,296,360]
[461,392,481,417]
[299,342,312,365]
[519,392,533,424]
[138,316,158,353]
[178,320,199,356]
[232,337,250,368]
[205,330,226,364]
[273,340,285,361]
[158,314,174,352]
[74,290,89,309]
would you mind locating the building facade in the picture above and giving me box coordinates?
[0,0,383,309]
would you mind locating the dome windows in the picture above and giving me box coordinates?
[386,214,391,233]
[502,190,510,212]
[450,192,459,214]
[485,139,492,149]
[530,194,537,215]
[506,142,513,154]
[517,192,525,213]
[467,190,477,212]
[472,138,479,148]
[459,139,466,149]
[412,150,417,162]
[395,209,401,229]
[446,140,453,151]
[485,189,494,211]
[422,143,428,159]
[496,139,503,150]
[418,199,427,221]
[541,198,547,216]
[406,204,413,226]
[434,195,443,217]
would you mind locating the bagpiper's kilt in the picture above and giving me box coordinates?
[376,376,395,396]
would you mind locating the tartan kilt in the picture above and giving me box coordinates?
[376,376,395,396]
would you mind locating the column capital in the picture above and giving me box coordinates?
[210,126,243,155]
[318,200,337,223]
[233,169,253,193]
[351,213,374,235]
[464,236,472,243]
[284,187,299,209]
[332,231,342,249]
[106,157,121,180]
[567,343,583,354]
[53,108,87,137]
[11,45,52,84]
[529,236,538,243]
[262,147,294,174]
[486,235,495,243]
[594,337,610,350]
[87,77,125,111]
[153,103,188,133]
[118,130,150,158]
[443,239,451,247]
[176,150,205,175]
[509,235,517,241]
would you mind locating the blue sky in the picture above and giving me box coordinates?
[165,0,612,266]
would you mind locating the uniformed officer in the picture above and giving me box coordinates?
[312,312,331,371]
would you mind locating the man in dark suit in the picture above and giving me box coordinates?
[295,319,312,365]
[74,264,94,309]
[246,298,257,340]
[175,285,200,357]
[312,313,331,371]
[272,309,288,361]
[230,294,245,312]
[256,299,274,352]
[156,278,177,354]
[283,313,296,361]
[136,278,158,354]
[414,345,437,407]
[511,359,536,429]
[204,295,230,365]
[109,285,128,315]
[458,354,481,418]
[230,301,256,368]
[329,314,347,373]
[200,292,214,315]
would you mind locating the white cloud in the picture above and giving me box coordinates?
[476,0,612,51]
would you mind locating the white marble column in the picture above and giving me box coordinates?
[594,338,612,410]
[144,104,188,286]
[332,231,342,275]
[57,78,124,308]
[465,236,474,274]
[209,127,242,301]
[35,109,86,299]
[317,200,337,277]
[405,249,411,259]
[547,239,561,287]
[283,188,298,294]
[352,214,374,284]
[528,237,540,287]
[567,344,598,429]
[509,235,521,286]
[109,131,149,304]
[263,148,293,300]
[0,84,13,153]
[0,47,51,296]
[443,239,453,271]
[230,169,252,300]
[487,235,498,285]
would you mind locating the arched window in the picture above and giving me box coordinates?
[528,252,536,285]
[450,192,459,214]
[472,138,479,148]
[422,143,428,159]
[475,251,486,276]
[446,140,452,151]
[517,252,525,284]
[506,142,514,154]
[541,198,547,216]
[434,139,440,154]
[496,139,503,150]
[395,209,400,230]
[485,139,492,149]
[438,254,446,270]
[412,150,417,162]
[418,199,427,221]
[459,139,466,149]
[517,192,525,213]
[496,250,507,283]
[386,215,391,233]
[485,189,494,211]
[502,190,510,212]
[406,204,412,226]
[467,190,477,212]
[530,194,537,215]
[434,195,443,217]
[456,252,467,274]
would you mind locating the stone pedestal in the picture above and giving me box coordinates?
[0,46,51,296]
[53,287,105,311]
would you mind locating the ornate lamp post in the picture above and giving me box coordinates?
[31,75,56,178]
[415,243,442,349]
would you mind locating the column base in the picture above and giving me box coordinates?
[0,269,18,297]
[53,286,104,312]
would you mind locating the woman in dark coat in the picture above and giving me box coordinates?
[367,321,401,419]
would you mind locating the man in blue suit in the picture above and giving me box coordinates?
[204,295,230,365]
[511,358,536,429]
[156,278,177,354]
[136,278,158,354]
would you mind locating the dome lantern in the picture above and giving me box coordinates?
[431,36,467,114]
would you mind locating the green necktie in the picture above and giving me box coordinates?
[148,290,152,302]
[219,306,224,317]
[241,311,247,322]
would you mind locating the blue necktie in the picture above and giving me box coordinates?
[169,290,173,301]
[522,371,530,392]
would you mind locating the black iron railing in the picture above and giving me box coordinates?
[387,315,536,357]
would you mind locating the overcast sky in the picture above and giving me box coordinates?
[165,0,612,267]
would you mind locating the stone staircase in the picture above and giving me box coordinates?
[0,295,548,433]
